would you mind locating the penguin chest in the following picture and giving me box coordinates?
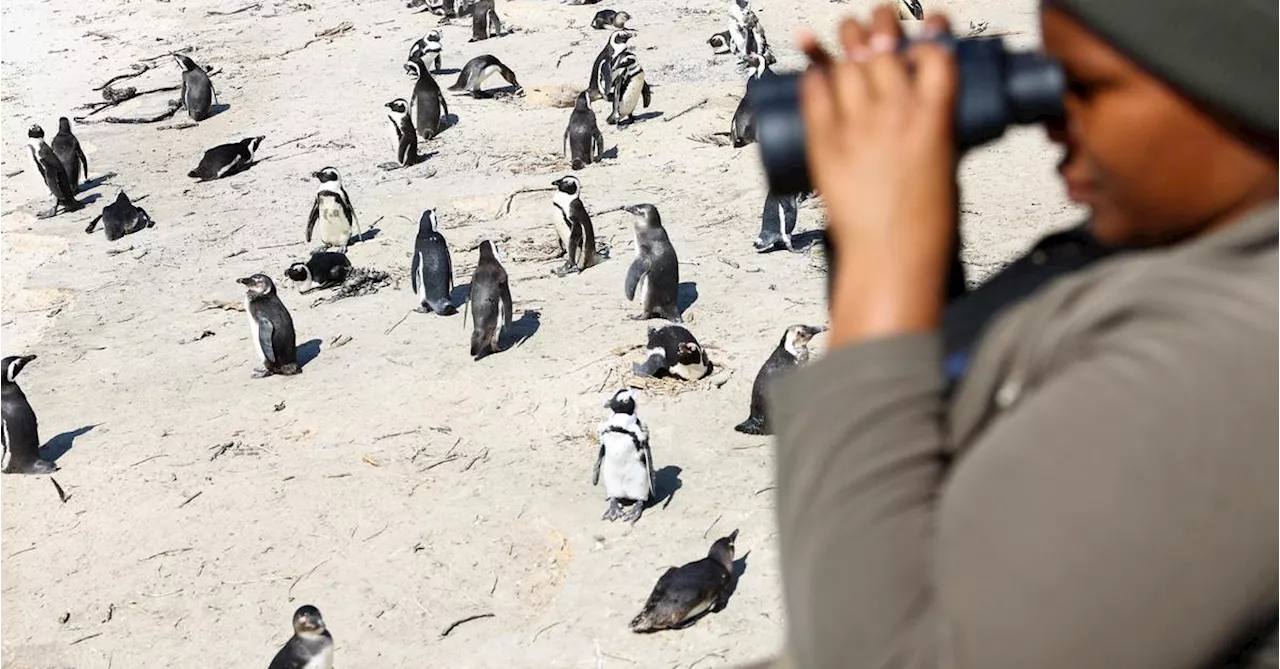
[600,432,650,501]
[301,646,333,669]
[551,205,573,249]
[246,305,268,363]
[617,72,645,117]
[317,198,351,245]
[477,64,502,89]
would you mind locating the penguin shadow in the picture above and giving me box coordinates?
[789,230,825,252]
[78,171,117,193]
[647,464,683,510]
[618,110,663,125]
[500,309,541,349]
[450,282,471,306]
[676,282,698,315]
[207,103,232,118]
[600,146,620,161]
[433,67,462,76]
[715,550,750,613]
[297,339,323,368]
[351,226,381,244]
[40,424,97,462]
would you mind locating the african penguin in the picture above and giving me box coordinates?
[899,0,924,20]
[285,252,351,294]
[632,325,711,380]
[707,30,732,55]
[631,531,738,633]
[592,388,654,523]
[468,240,512,360]
[405,56,449,140]
[586,29,634,102]
[27,125,82,217]
[753,190,800,253]
[734,324,824,435]
[730,53,771,148]
[385,98,420,167]
[623,204,681,322]
[564,90,605,170]
[410,209,457,315]
[1,355,57,475]
[726,0,750,57]
[550,175,597,276]
[188,136,264,181]
[607,49,652,126]
[84,191,155,241]
[740,8,775,65]
[408,29,444,72]
[50,117,88,191]
[239,274,301,378]
[449,55,519,98]
[305,167,360,254]
[268,605,334,669]
[469,0,503,41]
[591,9,630,29]
[174,53,216,121]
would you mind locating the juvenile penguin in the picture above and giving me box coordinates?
[707,30,732,55]
[550,175,597,276]
[730,53,770,148]
[593,388,654,523]
[410,209,457,315]
[405,56,449,140]
[239,274,301,378]
[468,240,512,360]
[84,191,155,241]
[50,117,88,190]
[591,9,629,29]
[188,136,264,181]
[408,29,444,72]
[623,204,681,322]
[305,167,360,253]
[285,252,351,294]
[631,531,738,633]
[268,605,334,669]
[469,0,503,41]
[27,125,82,217]
[586,29,634,102]
[449,55,520,97]
[564,91,605,170]
[753,190,800,252]
[1,355,57,475]
[385,98,420,167]
[632,325,711,380]
[607,49,652,126]
[173,53,216,121]
[734,324,824,434]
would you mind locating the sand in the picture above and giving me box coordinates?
[0,0,1079,666]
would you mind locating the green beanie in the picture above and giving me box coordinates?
[1050,0,1278,139]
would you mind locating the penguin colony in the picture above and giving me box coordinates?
[2,0,925,662]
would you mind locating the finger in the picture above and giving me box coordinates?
[864,5,909,99]
[908,41,958,129]
[838,17,871,61]
[921,13,951,39]
[796,28,834,69]
[868,3,904,53]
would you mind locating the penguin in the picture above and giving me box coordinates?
[408,29,444,72]
[410,209,457,315]
[606,49,652,126]
[468,240,513,360]
[564,90,605,170]
[173,53,216,121]
[188,136,264,181]
[707,30,732,55]
[268,605,334,669]
[550,175,597,276]
[753,190,800,253]
[730,53,770,148]
[734,324,825,434]
[566,0,602,4]
[726,0,750,57]
[740,9,775,65]
[449,55,520,98]
[305,167,360,254]
[238,274,301,378]
[26,125,82,217]
[385,98,420,167]
[405,56,449,140]
[899,0,924,20]
[593,388,654,523]
[623,204,681,322]
[50,117,88,191]
[83,191,155,241]
[587,29,634,102]
[632,325,711,380]
[591,9,629,29]
[284,252,351,294]
[630,530,738,633]
[469,0,503,42]
[1,355,57,475]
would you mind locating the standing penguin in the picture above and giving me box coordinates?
[268,605,334,669]
[550,175,597,276]
[189,136,265,181]
[734,324,825,434]
[405,56,449,140]
[385,98,420,167]
[306,167,359,254]
[623,204,681,322]
[586,29,634,102]
[408,29,444,72]
[410,209,457,315]
[726,0,750,57]
[50,117,88,191]
[469,0,503,41]
[564,91,605,170]
[730,53,771,148]
[284,252,351,294]
[593,388,654,523]
[449,55,520,97]
[27,125,82,217]
[607,50,652,126]
[632,325,711,380]
[468,240,513,360]
[1,355,56,475]
[740,9,775,65]
[173,53,216,121]
[591,9,630,29]
[238,274,301,378]
[84,191,155,241]
[630,531,738,632]
[753,190,800,253]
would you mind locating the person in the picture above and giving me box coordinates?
[754,1,1277,668]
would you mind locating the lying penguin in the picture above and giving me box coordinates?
[268,605,333,669]
[593,389,654,523]
[633,325,711,380]
[285,252,351,294]
[84,192,155,241]
[631,530,738,633]
[1,355,57,475]
[734,324,825,435]
[189,136,264,181]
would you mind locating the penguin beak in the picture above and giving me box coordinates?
[20,355,36,365]
[237,277,253,285]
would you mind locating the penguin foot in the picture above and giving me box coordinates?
[551,264,580,278]
[414,305,432,314]
[378,162,404,171]
[36,208,58,220]
[602,498,623,521]
[623,501,644,524]
[277,363,302,376]
[5,459,58,475]
[733,416,769,435]
[251,368,273,379]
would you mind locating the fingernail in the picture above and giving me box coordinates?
[869,33,896,54]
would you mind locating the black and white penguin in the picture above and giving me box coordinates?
[50,117,88,191]
[408,29,444,72]
[730,53,771,148]
[740,9,775,65]
[468,240,512,360]
[726,0,750,57]
[591,9,630,29]
[405,56,449,140]
[410,209,457,315]
[385,98,420,167]
[753,190,800,253]
[449,55,520,98]
[285,252,351,294]
[173,53,216,121]
[188,136,264,181]
[305,167,359,254]
[268,605,334,669]
[631,530,738,633]
[550,175,597,276]
[27,125,82,217]
[586,29,634,102]
[632,325,711,380]
[469,0,503,41]
[239,274,301,378]
[623,204,681,322]
[564,91,604,170]
[734,324,825,434]
[607,50,652,126]
[1,355,56,475]
[707,30,732,55]
[899,0,924,20]
[84,191,155,241]
[593,388,654,523]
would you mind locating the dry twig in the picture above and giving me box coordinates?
[662,97,708,123]
[439,612,494,637]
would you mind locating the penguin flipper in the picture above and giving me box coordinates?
[84,213,103,234]
[624,256,648,301]
[76,144,89,184]
[410,251,423,296]
[641,82,652,108]
[641,437,655,503]
[498,279,513,333]
[632,354,667,378]
[305,200,319,243]
[592,441,604,486]
[256,316,277,364]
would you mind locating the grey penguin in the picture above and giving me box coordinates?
[385,98,420,167]
[899,0,924,20]
[564,90,605,170]
[632,325,711,380]
[591,9,630,29]
[50,117,88,191]
[630,530,738,633]
[84,191,155,241]
[468,240,513,360]
[1,355,57,475]
[173,53,216,121]
[285,252,351,294]
[623,204,681,322]
[268,605,334,669]
[550,175,597,276]
[469,0,503,41]
[404,56,449,140]
[305,167,359,254]
[606,49,652,126]
[707,30,732,54]
[753,190,800,253]
[734,324,825,434]
[587,29,634,102]
[408,29,444,72]
[189,136,264,181]
[449,55,520,98]
[26,125,82,217]
[410,209,457,315]
[239,274,301,378]
[593,388,654,523]
[730,53,771,148]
